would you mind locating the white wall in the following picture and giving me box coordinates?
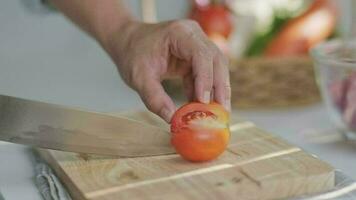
[0,0,188,112]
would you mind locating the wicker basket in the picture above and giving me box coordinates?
[163,56,321,108]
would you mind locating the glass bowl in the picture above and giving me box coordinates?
[311,39,356,140]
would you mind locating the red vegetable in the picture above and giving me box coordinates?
[170,102,230,162]
[190,3,233,38]
[265,0,337,57]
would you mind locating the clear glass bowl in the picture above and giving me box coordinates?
[311,39,356,140]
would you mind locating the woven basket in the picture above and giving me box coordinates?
[163,56,321,108]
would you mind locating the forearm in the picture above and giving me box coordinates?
[51,0,134,46]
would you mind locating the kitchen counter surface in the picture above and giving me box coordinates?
[1,104,355,200]
[0,1,355,199]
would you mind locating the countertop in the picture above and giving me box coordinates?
[0,1,355,199]
[1,104,356,200]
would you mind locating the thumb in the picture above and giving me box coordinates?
[138,80,176,123]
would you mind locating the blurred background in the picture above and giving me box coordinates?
[0,0,354,110]
[0,0,356,181]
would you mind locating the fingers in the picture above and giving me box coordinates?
[165,20,231,111]
[192,49,214,104]
[213,53,231,111]
[167,20,215,104]
[138,79,176,123]
[183,74,194,101]
[170,20,230,110]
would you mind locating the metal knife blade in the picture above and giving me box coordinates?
[0,95,175,157]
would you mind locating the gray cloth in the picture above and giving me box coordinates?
[32,150,71,200]
[35,163,72,200]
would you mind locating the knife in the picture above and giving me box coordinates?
[0,94,175,157]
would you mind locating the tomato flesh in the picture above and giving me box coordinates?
[170,102,230,162]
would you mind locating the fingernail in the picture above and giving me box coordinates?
[202,91,210,104]
[161,107,174,122]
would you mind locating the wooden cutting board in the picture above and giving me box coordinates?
[37,111,335,200]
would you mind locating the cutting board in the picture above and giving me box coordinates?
[37,111,335,200]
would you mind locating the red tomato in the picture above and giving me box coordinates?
[265,0,337,57]
[170,102,230,162]
[190,3,233,38]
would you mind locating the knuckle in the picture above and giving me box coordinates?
[184,19,200,28]
[214,56,229,73]
[214,49,228,64]
[208,42,219,51]
[220,50,229,63]
[179,19,199,27]
[167,20,182,29]
[210,47,220,57]
[168,20,201,33]
[195,46,213,58]
[141,91,159,112]
[199,73,214,83]
[215,48,225,59]
[128,64,142,88]
[221,55,229,66]
[168,20,187,30]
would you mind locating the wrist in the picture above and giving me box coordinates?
[95,15,135,47]
[100,20,143,62]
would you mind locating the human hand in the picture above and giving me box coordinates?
[103,20,231,122]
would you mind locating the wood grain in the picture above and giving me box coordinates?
[37,111,335,200]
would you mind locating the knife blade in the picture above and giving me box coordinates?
[0,95,175,157]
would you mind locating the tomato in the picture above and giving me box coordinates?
[170,102,230,162]
[190,3,233,38]
[264,0,337,57]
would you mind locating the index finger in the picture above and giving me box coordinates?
[213,50,231,111]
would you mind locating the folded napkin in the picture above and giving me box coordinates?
[32,150,71,200]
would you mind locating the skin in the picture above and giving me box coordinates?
[51,0,231,122]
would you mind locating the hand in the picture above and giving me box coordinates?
[103,20,231,122]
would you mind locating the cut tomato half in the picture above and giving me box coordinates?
[170,102,230,162]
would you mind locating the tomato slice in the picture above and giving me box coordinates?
[170,102,230,162]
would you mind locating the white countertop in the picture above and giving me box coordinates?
[0,1,355,199]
